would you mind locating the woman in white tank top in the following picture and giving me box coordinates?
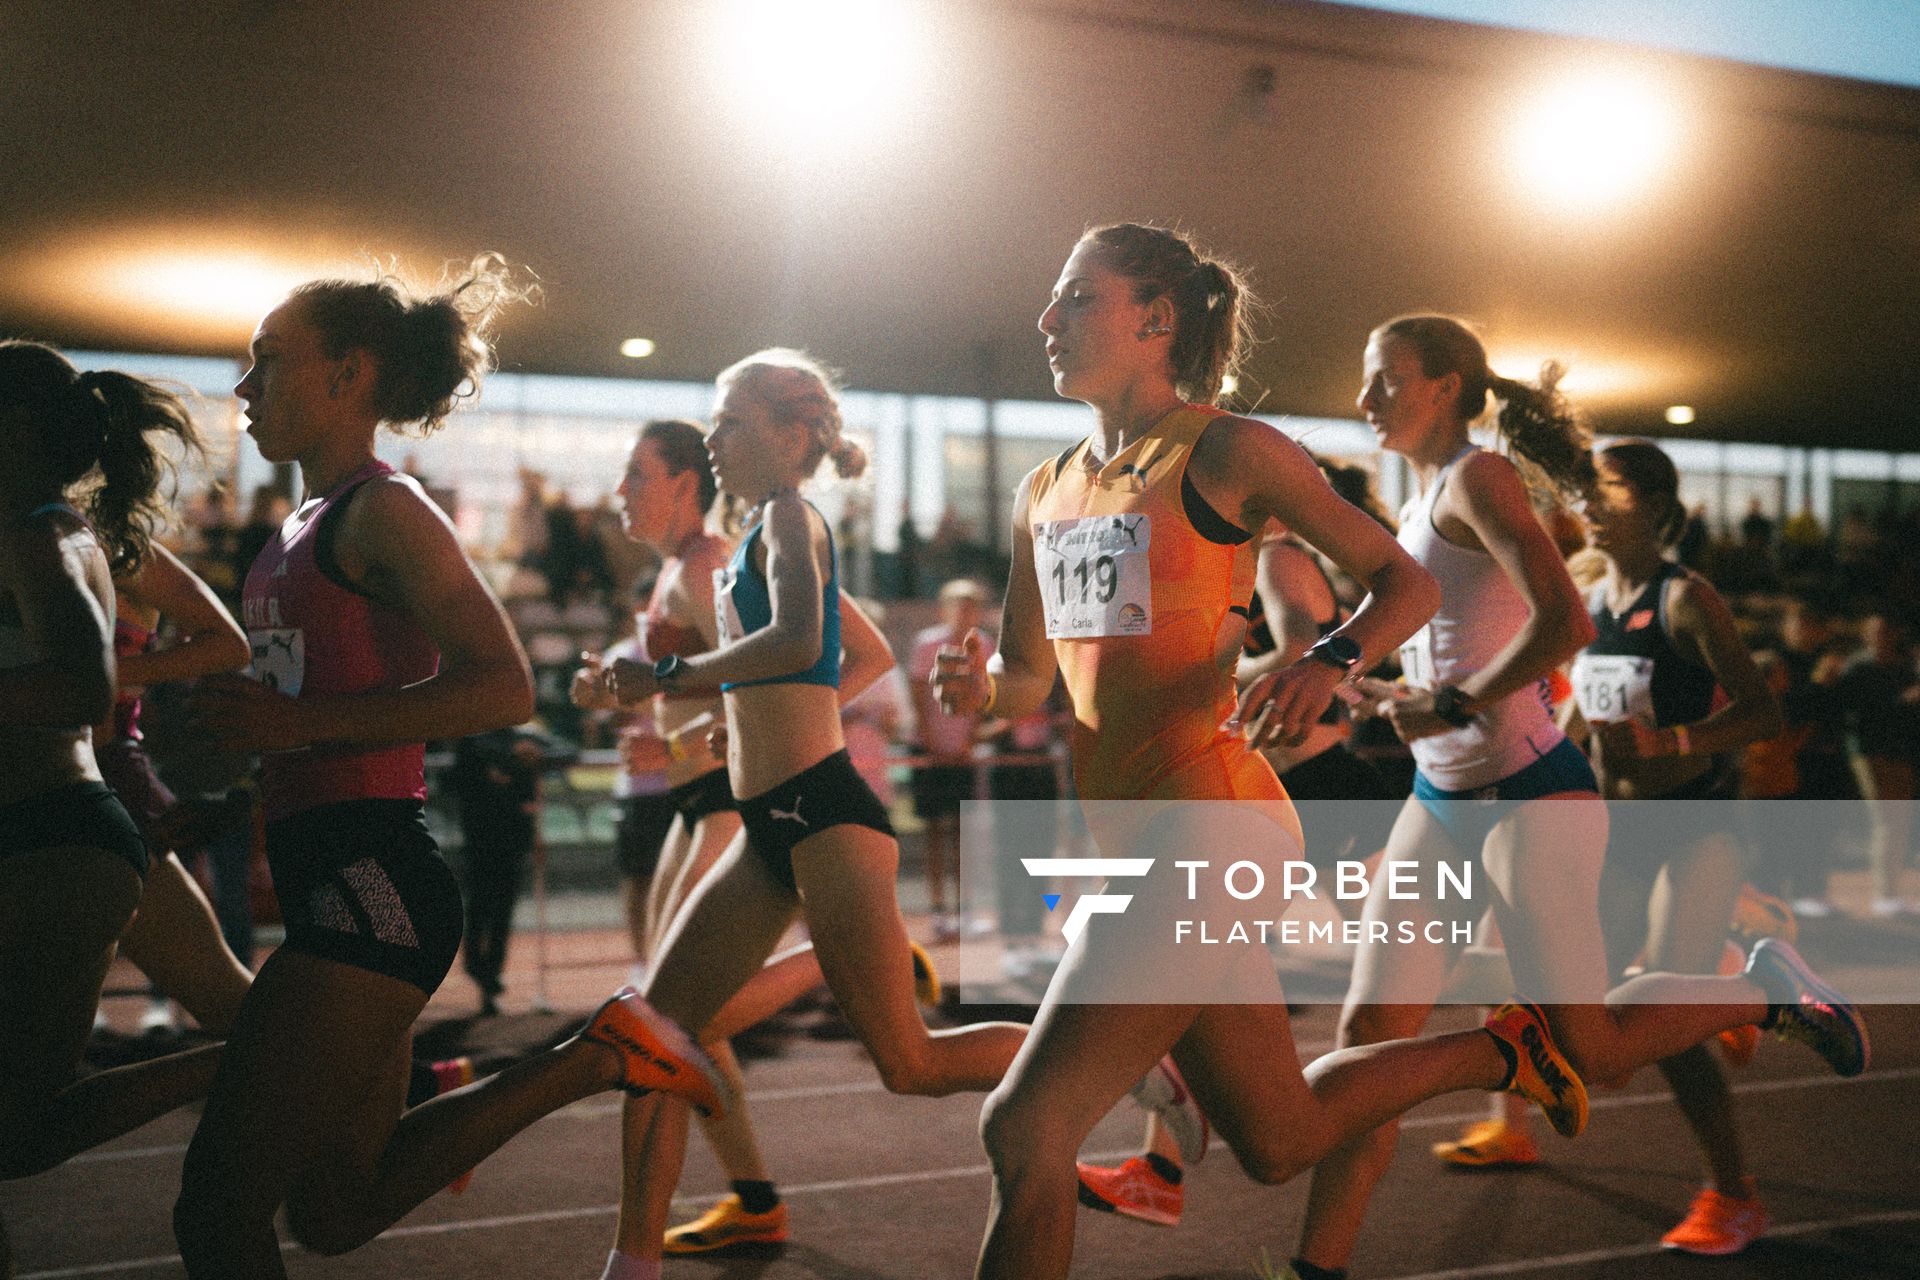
[1289,315,1868,1280]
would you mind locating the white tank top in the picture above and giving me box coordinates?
[1396,446,1563,790]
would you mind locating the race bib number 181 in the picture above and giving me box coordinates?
[1570,652,1655,722]
[1033,515,1152,639]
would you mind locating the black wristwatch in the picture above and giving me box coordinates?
[652,653,686,688]
[1431,683,1476,727]
[1303,633,1363,675]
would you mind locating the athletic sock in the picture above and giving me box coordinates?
[600,1248,660,1280]
[1291,1258,1348,1280]
[1143,1152,1183,1185]
[731,1179,780,1215]
[1483,1026,1520,1089]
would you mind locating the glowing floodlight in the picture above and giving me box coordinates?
[96,251,311,333]
[1220,374,1240,396]
[1511,72,1679,210]
[620,337,657,359]
[710,0,925,147]
[1665,404,1696,425]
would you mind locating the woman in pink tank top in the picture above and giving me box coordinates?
[174,261,729,1277]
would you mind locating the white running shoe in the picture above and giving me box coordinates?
[1130,1057,1209,1164]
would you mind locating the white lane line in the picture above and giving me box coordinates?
[22,1064,1919,1278]
[1382,1208,1920,1280]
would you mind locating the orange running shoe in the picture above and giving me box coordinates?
[909,939,942,1008]
[1076,1156,1183,1227]
[1431,1118,1540,1168]
[1660,1184,1770,1255]
[663,1194,790,1254]
[581,987,728,1118]
[1484,1001,1588,1138]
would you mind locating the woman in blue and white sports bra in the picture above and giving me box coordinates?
[594,349,1029,1279]
[0,341,226,1205]
[1290,316,1867,1280]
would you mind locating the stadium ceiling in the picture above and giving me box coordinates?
[3,0,1916,449]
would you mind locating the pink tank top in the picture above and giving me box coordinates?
[242,459,441,821]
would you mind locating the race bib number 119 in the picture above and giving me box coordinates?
[1033,515,1152,639]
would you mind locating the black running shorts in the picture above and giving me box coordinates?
[266,798,463,995]
[0,780,149,878]
[737,749,895,894]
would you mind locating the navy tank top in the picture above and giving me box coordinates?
[714,500,840,691]
[1574,561,1717,728]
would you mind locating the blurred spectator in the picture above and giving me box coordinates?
[842,600,910,806]
[448,725,574,1015]
[1675,502,1710,568]
[1779,505,1828,576]
[1757,597,1859,914]
[980,687,1065,979]
[1835,613,1920,916]
[1739,497,1775,550]
[231,484,291,598]
[895,503,922,597]
[909,579,992,941]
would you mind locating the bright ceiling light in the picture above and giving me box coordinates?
[94,251,312,335]
[1665,404,1696,425]
[1510,71,1679,210]
[1220,374,1240,396]
[620,337,656,359]
[3,224,420,348]
[1488,348,1670,402]
[709,0,925,148]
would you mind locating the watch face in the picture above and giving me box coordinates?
[1317,635,1361,667]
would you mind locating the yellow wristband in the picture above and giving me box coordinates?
[981,672,999,716]
[1671,724,1692,756]
[665,729,688,763]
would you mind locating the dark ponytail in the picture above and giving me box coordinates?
[1079,224,1256,406]
[0,342,201,575]
[639,419,719,515]
[1377,314,1594,502]
[1598,439,1686,545]
[292,253,538,434]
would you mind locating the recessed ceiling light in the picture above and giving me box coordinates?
[620,338,656,359]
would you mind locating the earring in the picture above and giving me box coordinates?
[1141,324,1172,338]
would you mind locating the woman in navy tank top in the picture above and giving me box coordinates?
[0,343,225,1251]
[173,263,727,1278]
[1293,317,1867,1280]
[1578,440,1786,1253]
